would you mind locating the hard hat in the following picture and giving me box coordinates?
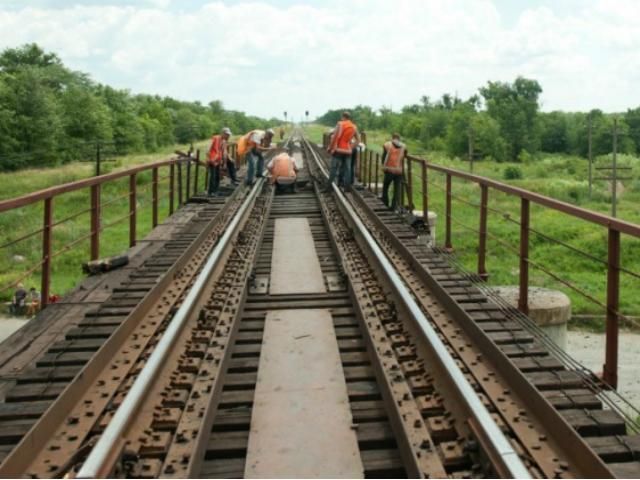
[266,128,275,135]
[222,127,232,135]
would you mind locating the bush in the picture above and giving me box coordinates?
[504,166,523,180]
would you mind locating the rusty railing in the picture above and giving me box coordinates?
[357,150,640,390]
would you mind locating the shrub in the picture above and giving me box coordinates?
[504,166,523,180]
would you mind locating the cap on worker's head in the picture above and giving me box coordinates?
[392,132,401,140]
[266,128,275,135]
[17,283,24,289]
[342,111,351,120]
[222,127,232,136]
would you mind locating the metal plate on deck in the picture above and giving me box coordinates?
[244,309,364,478]
[270,218,325,295]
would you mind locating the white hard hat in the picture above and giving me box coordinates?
[266,128,275,135]
[222,127,232,135]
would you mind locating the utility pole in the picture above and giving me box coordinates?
[595,118,631,217]
[589,112,593,200]
[305,110,309,124]
[284,111,287,123]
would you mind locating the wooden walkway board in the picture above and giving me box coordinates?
[244,309,363,478]
[270,218,325,294]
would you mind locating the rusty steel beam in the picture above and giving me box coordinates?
[41,197,53,309]
[421,160,428,222]
[518,198,530,315]
[603,228,621,389]
[0,158,179,214]
[415,157,640,238]
[152,168,158,228]
[445,174,452,250]
[478,184,489,281]
[169,164,175,215]
[90,184,100,261]
[129,174,137,248]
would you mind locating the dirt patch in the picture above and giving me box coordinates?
[567,329,640,415]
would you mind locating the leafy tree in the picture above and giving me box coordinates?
[480,76,542,160]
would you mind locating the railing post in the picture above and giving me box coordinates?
[358,149,363,181]
[90,184,100,260]
[152,168,158,228]
[194,150,200,196]
[41,197,53,309]
[374,152,379,195]
[603,228,620,389]
[518,198,530,314]
[421,160,428,222]
[445,174,452,250]
[478,184,489,281]
[186,157,191,200]
[177,161,183,206]
[169,164,175,215]
[406,155,413,210]
[368,153,374,191]
[129,174,137,248]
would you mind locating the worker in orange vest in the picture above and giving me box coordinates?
[327,111,360,190]
[381,133,406,209]
[207,127,232,196]
[267,151,299,193]
[241,129,275,186]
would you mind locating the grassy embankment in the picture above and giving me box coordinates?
[305,123,640,330]
[0,140,209,302]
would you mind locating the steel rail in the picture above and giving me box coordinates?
[306,138,532,478]
[77,176,266,478]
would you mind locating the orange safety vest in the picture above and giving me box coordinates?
[383,141,405,174]
[270,153,297,183]
[237,130,262,159]
[330,120,357,155]
[208,134,226,166]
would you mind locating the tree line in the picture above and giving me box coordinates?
[0,44,275,171]
[317,77,640,163]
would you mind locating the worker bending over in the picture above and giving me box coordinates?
[267,152,298,193]
[239,128,275,186]
[381,133,406,209]
[327,111,360,189]
[207,127,232,196]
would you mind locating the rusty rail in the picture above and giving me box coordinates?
[0,153,203,309]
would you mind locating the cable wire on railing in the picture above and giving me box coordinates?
[433,246,640,433]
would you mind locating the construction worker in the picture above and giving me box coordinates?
[267,151,298,193]
[381,133,406,209]
[207,127,232,196]
[327,112,360,189]
[241,128,275,185]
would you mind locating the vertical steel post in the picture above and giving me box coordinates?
[90,184,100,260]
[152,168,158,228]
[129,174,137,247]
[445,174,452,250]
[588,114,593,199]
[612,118,618,218]
[374,153,379,195]
[518,198,530,314]
[478,184,489,281]
[169,164,175,215]
[177,162,183,207]
[406,155,413,209]
[421,160,428,222]
[194,150,200,196]
[368,153,373,191]
[41,197,53,309]
[96,142,101,177]
[186,157,191,201]
[603,228,620,389]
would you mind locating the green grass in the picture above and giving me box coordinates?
[305,124,640,328]
[0,141,207,302]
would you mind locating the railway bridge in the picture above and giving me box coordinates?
[0,131,638,478]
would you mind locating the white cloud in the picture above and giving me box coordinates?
[0,0,639,119]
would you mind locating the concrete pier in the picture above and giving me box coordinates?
[490,286,570,350]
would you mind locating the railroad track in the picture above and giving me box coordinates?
[0,132,637,478]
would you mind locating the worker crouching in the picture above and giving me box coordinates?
[267,152,299,193]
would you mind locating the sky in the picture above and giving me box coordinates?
[1,0,639,120]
